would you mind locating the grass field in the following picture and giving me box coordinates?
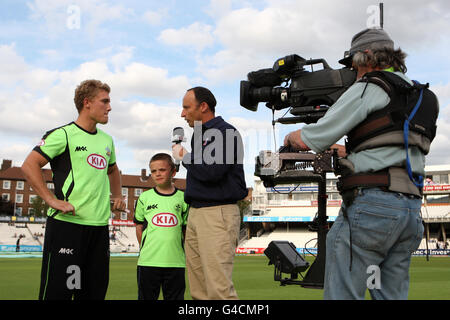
[0,255,449,300]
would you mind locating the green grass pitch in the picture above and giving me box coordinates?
[0,255,449,300]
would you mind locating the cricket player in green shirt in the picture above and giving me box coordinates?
[134,153,189,300]
[21,79,126,300]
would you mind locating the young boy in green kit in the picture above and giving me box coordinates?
[134,153,189,300]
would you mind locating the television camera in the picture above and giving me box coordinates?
[240,54,356,288]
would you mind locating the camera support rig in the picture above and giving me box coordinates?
[257,148,338,288]
[240,53,355,289]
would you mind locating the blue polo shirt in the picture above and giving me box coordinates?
[182,116,248,208]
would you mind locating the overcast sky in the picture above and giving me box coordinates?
[1,0,449,187]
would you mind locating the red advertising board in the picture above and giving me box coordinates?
[310,200,342,206]
[111,220,135,226]
[235,247,265,254]
[423,184,450,192]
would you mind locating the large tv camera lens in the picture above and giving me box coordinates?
[240,81,287,111]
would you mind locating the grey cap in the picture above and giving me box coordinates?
[339,28,394,67]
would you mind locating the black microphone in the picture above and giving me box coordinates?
[172,127,185,144]
[172,127,185,172]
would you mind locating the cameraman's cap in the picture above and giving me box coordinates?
[339,28,394,67]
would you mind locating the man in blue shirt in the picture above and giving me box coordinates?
[173,86,248,300]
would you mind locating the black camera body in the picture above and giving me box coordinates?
[240,54,356,124]
[241,54,355,184]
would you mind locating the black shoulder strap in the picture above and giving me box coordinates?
[357,70,417,97]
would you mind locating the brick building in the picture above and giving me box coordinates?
[119,168,186,221]
[0,159,186,221]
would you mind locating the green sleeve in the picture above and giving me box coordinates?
[133,196,145,224]
[109,139,116,166]
[36,128,67,161]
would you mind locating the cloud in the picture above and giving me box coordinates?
[27,0,135,38]
[142,9,168,26]
[432,83,450,105]
[204,0,232,19]
[158,22,215,51]
[107,63,190,99]
[0,143,35,167]
[0,45,190,148]
[427,114,450,165]
[188,0,450,84]
[108,100,186,150]
[0,43,29,86]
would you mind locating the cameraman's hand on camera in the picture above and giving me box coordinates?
[284,129,347,157]
[330,144,347,158]
[284,129,310,152]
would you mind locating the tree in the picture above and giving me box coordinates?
[30,196,49,217]
[237,199,252,229]
[0,198,14,216]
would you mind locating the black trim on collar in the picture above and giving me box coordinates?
[72,121,98,135]
[153,187,178,197]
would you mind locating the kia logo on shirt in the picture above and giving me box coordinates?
[152,213,178,227]
[87,154,107,169]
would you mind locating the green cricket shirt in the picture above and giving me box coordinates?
[134,188,189,268]
[34,122,116,226]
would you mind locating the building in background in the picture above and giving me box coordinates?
[242,165,450,254]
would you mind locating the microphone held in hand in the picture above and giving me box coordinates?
[172,127,185,144]
[172,127,186,172]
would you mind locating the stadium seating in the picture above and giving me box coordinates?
[240,229,318,250]
[109,226,139,253]
[262,205,341,220]
[421,204,450,219]
[0,223,41,246]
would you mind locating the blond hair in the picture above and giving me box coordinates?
[74,79,110,113]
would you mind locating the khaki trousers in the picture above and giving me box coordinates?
[185,204,241,300]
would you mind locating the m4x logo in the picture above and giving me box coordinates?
[147,204,158,210]
[59,248,74,255]
[75,146,87,152]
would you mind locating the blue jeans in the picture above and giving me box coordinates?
[323,188,423,300]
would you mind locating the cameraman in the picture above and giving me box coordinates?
[284,28,438,300]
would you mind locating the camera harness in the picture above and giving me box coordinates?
[336,70,439,270]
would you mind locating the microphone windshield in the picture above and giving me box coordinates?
[172,127,185,143]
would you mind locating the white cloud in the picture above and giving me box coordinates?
[427,114,450,165]
[158,22,215,51]
[432,83,450,106]
[192,3,354,83]
[0,43,29,86]
[142,9,167,26]
[0,144,33,168]
[27,0,135,38]
[108,101,186,149]
[205,0,232,19]
[110,46,135,72]
[190,0,450,84]
[107,63,190,99]
[0,44,190,148]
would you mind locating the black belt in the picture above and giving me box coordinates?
[337,171,390,192]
